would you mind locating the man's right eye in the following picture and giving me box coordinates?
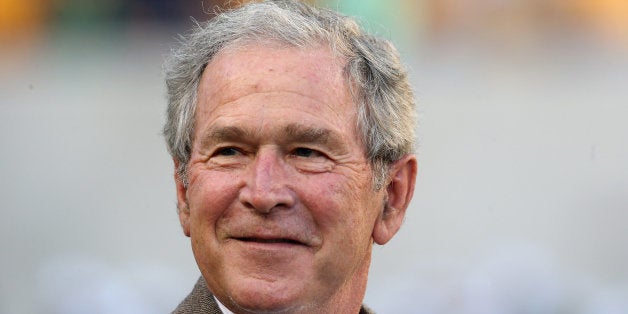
[215,147,240,156]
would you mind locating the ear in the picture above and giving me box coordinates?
[372,154,417,245]
[174,159,191,237]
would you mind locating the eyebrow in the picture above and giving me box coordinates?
[284,124,334,146]
[199,125,255,147]
[199,123,341,148]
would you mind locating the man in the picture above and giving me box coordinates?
[163,1,417,313]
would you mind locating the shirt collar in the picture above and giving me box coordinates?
[213,295,234,314]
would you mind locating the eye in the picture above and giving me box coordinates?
[289,147,333,173]
[207,146,249,168]
[215,147,240,156]
[293,147,321,158]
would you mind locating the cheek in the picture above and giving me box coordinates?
[301,174,376,235]
[187,171,241,230]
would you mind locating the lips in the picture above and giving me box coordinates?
[222,220,322,248]
[236,237,304,245]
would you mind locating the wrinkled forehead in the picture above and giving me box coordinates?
[197,42,353,114]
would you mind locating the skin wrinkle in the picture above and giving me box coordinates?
[191,92,367,177]
[218,203,323,248]
[197,89,351,125]
[192,91,356,157]
[199,124,343,156]
[197,43,350,112]
[189,44,364,172]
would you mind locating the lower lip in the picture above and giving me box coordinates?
[233,239,305,251]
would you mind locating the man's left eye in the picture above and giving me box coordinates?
[293,147,319,158]
[290,147,332,172]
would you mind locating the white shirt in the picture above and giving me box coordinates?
[214,295,234,314]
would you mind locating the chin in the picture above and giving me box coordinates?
[223,277,315,313]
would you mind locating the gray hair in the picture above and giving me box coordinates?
[164,0,416,189]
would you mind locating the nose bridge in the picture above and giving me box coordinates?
[252,148,283,189]
[241,146,293,212]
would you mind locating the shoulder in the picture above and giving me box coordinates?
[360,304,376,314]
[172,277,223,314]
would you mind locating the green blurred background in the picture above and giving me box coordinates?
[2,0,627,313]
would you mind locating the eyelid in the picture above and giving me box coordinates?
[288,147,334,173]
[290,146,330,159]
[211,145,245,157]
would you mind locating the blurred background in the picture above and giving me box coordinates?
[1,0,627,313]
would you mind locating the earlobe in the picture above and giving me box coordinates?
[372,154,417,245]
[174,159,191,237]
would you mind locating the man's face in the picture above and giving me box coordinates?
[175,44,400,312]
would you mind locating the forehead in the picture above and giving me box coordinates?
[196,43,352,118]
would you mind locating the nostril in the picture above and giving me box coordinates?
[239,153,296,213]
[239,188,284,214]
[239,189,294,215]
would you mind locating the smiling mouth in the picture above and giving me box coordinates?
[238,237,303,245]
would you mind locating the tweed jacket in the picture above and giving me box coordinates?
[172,277,375,314]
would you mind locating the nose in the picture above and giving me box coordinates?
[239,148,295,214]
